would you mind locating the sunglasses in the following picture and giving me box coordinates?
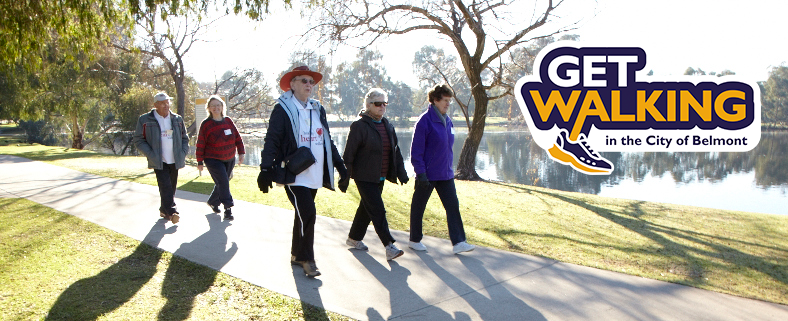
[294,78,316,85]
[372,101,388,107]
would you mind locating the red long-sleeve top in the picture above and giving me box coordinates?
[196,117,245,164]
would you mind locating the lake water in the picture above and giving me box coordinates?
[243,130,788,216]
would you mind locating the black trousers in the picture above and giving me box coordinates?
[285,185,318,261]
[154,163,179,215]
[409,178,467,245]
[348,180,395,246]
[205,158,235,209]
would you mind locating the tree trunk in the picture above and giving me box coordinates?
[454,77,487,181]
[71,115,84,149]
[175,76,186,117]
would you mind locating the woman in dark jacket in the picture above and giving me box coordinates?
[257,66,347,278]
[340,88,409,261]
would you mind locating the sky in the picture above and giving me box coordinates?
[182,0,788,90]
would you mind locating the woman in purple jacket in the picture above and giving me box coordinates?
[408,84,475,254]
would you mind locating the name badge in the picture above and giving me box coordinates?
[450,128,456,135]
[224,129,232,135]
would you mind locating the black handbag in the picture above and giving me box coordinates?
[284,146,316,175]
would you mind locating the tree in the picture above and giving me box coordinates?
[308,0,581,180]
[412,46,474,123]
[32,43,120,149]
[761,65,788,125]
[205,69,275,131]
[0,0,129,67]
[115,9,224,134]
[383,80,413,121]
[333,50,390,119]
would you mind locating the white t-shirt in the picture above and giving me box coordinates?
[154,111,175,164]
[292,99,325,189]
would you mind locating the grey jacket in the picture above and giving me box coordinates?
[133,110,190,170]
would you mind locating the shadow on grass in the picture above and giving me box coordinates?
[12,148,105,162]
[46,220,177,320]
[290,269,332,321]
[179,179,216,196]
[487,181,788,293]
[157,213,237,320]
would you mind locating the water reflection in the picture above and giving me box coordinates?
[242,131,788,215]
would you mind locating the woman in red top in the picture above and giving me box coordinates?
[196,95,245,220]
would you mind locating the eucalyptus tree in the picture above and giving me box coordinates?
[762,65,788,125]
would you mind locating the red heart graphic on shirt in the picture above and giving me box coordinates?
[316,128,323,136]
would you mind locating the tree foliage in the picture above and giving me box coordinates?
[0,0,130,67]
[762,65,788,125]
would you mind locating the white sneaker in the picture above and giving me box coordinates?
[385,243,404,261]
[346,238,368,251]
[408,241,427,251]
[453,241,475,254]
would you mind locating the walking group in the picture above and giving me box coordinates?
[132,66,475,278]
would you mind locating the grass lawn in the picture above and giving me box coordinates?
[1,143,787,308]
[0,198,353,320]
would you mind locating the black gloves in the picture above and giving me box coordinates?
[337,163,350,193]
[399,173,409,185]
[338,176,350,193]
[415,173,431,189]
[257,167,273,193]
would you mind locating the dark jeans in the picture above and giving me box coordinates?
[348,180,395,246]
[154,163,179,215]
[204,158,235,209]
[285,185,318,261]
[409,178,467,245]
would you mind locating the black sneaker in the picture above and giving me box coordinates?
[224,208,234,221]
[207,202,220,213]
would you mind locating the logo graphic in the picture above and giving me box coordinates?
[315,128,323,136]
[514,42,761,175]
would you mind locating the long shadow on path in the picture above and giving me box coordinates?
[46,220,176,320]
[350,251,463,321]
[157,213,237,320]
[411,253,547,321]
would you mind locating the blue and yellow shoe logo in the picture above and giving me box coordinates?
[514,42,761,175]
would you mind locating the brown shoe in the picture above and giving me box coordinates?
[301,260,321,277]
[170,213,180,224]
[291,255,299,265]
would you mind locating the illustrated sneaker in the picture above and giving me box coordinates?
[385,243,404,261]
[548,129,614,174]
[346,238,369,251]
[408,241,427,251]
[207,202,220,213]
[452,241,475,254]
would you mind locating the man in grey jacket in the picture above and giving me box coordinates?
[133,92,190,223]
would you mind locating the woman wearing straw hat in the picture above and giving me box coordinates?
[257,65,348,278]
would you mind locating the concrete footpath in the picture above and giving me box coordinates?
[1,154,786,320]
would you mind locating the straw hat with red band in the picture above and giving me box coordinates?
[279,66,323,91]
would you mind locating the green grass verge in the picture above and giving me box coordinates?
[1,144,787,307]
[0,198,353,320]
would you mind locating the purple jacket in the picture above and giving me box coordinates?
[411,105,455,181]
